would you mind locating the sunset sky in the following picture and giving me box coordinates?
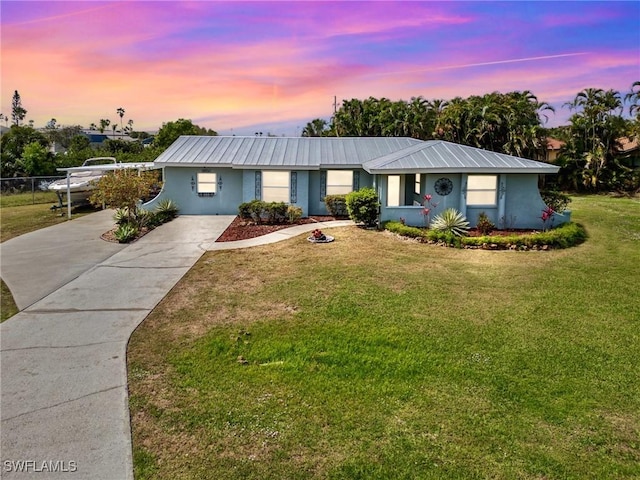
[1,1,638,136]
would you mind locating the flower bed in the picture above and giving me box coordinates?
[385,221,587,250]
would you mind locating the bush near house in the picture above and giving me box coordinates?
[345,188,379,227]
[324,194,348,217]
[237,200,297,224]
[111,199,180,243]
[541,189,572,213]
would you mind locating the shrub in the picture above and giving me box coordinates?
[238,200,291,224]
[287,205,303,224]
[134,208,153,229]
[155,199,179,223]
[238,199,266,223]
[265,202,288,224]
[345,188,379,227]
[541,190,571,213]
[387,220,587,250]
[385,221,429,240]
[476,212,495,235]
[430,208,470,236]
[324,195,348,217]
[238,201,254,220]
[114,223,139,243]
[113,207,130,226]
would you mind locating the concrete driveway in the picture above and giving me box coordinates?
[0,213,235,479]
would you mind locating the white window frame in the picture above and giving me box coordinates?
[197,172,217,195]
[414,173,421,195]
[467,175,497,206]
[262,170,290,203]
[387,175,401,207]
[326,170,353,195]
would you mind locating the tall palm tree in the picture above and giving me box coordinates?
[117,107,125,132]
[625,81,640,117]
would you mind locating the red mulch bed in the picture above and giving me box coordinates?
[215,216,339,242]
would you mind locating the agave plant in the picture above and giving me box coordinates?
[154,199,179,223]
[113,207,130,225]
[114,223,139,243]
[430,208,470,236]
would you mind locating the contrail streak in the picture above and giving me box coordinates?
[373,52,590,76]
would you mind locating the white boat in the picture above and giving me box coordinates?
[49,157,118,206]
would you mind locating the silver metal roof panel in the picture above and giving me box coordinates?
[154,136,558,174]
[363,140,559,174]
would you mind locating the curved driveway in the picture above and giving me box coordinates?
[0,211,352,479]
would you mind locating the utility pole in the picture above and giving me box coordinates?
[333,96,339,137]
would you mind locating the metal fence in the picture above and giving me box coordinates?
[0,176,66,204]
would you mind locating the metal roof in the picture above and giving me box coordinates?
[153,136,422,169]
[363,140,560,174]
[153,136,559,174]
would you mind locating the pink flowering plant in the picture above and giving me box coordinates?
[541,205,555,231]
[421,193,440,227]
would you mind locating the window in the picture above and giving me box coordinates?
[467,175,497,205]
[197,172,217,195]
[414,173,421,195]
[262,171,290,203]
[326,170,353,195]
[387,175,400,207]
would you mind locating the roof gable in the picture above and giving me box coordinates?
[363,140,559,174]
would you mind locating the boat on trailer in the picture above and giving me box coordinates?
[48,157,118,207]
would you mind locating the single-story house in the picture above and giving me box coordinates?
[144,136,569,229]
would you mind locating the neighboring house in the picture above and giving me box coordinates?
[82,130,137,147]
[617,136,640,168]
[543,137,565,163]
[145,136,567,229]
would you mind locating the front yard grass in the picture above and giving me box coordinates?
[0,192,94,243]
[128,195,639,479]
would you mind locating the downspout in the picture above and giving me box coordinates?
[498,175,506,225]
[460,174,467,219]
[374,174,382,229]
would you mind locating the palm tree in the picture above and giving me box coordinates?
[625,81,640,117]
[99,119,110,133]
[117,107,125,132]
[301,118,328,137]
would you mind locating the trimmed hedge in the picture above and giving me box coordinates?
[385,221,587,250]
[324,194,348,217]
[238,200,296,224]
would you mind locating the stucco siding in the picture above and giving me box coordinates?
[144,166,242,215]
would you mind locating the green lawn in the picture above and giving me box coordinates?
[129,195,636,479]
[1,192,96,321]
[0,192,95,243]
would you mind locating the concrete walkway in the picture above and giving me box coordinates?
[0,213,353,479]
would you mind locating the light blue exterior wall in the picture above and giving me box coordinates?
[308,169,373,215]
[144,166,243,215]
[379,173,570,229]
[147,167,569,229]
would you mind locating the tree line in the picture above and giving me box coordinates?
[0,89,217,178]
[303,83,640,193]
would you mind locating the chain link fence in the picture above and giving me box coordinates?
[1,176,66,205]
